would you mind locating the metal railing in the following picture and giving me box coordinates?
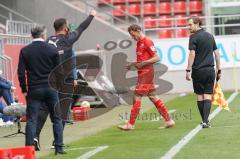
[6,20,33,45]
[0,55,8,80]
[143,14,240,38]
[0,55,14,86]
[78,0,139,28]
[0,3,33,23]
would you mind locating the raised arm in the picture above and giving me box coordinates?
[67,10,96,44]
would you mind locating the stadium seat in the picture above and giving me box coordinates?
[175,29,188,38]
[158,30,172,39]
[129,0,141,3]
[174,1,186,14]
[158,15,172,27]
[144,0,156,2]
[175,15,188,26]
[98,0,111,5]
[144,3,156,15]
[159,2,171,14]
[190,1,203,13]
[144,16,156,28]
[113,5,126,17]
[128,4,141,16]
[113,0,126,4]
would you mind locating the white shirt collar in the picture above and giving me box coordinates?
[32,38,45,42]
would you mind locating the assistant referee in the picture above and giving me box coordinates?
[186,16,221,128]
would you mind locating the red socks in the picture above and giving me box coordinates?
[153,99,171,121]
[129,100,141,125]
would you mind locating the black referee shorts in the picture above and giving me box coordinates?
[191,67,215,95]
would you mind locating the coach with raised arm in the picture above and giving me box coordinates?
[34,10,97,150]
[17,25,65,155]
[186,16,221,128]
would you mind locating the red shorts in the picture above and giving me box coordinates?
[134,66,155,95]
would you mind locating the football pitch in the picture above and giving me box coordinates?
[40,92,240,159]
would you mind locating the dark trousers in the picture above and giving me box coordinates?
[25,87,63,150]
[0,88,14,105]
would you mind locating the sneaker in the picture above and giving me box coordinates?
[51,141,55,149]
[202,122,211,128]
[34,138,40,151]
[4,121,14,126]
[200,121,211,127]
[0,118,5,127]
[117,122,135,131]
[51,141,67,149]
[159,120,175,129]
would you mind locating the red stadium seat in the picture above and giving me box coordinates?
[174,1,186,14]
[158,15,172,27]
[128,4,141,16]
[144,3,156,15]
[129,0,141,3]
[144,16,156,28]
[175,29,188,38]
[190,1,203,13]
[98,0,111,5]
[158,30,172,39]
[144,0,156,2]
[175,15,187,26]
[159,2,171,15]
[113,0,126,4]
[113,5,126,17]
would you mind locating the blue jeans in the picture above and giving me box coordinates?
[0,100,5,113]
[0,88,14,105]
[25,87,63,150]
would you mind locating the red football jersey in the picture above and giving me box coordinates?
[136,37,157,63]
[135,37,157,95]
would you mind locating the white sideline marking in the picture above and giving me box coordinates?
[161,92,238,159]
[151,110,176,121]
[67,146,104,151]
[76,146,109,159]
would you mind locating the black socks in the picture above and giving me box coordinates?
[203,100,211,123]
[197,100,211,123]
[197,101,204,121]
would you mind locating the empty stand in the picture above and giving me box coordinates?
[158,15,172,27]
[144,3,156,15]
[158,30,172,39]
[144,16,156,28]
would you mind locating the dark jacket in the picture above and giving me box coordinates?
[17,40,61,93]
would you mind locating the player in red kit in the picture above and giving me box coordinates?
[118,24,175,130]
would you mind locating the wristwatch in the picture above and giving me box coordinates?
[186,69,191,72]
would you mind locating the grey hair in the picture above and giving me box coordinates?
[31,24,46,38]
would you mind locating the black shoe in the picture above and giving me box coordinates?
[34,138,40,151]
[55,150,67,155]
[202,122,211,128]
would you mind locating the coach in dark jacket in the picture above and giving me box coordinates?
[17,25,66,155]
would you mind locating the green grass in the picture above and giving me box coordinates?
[41,92,238,159]
[175,93,240,159]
